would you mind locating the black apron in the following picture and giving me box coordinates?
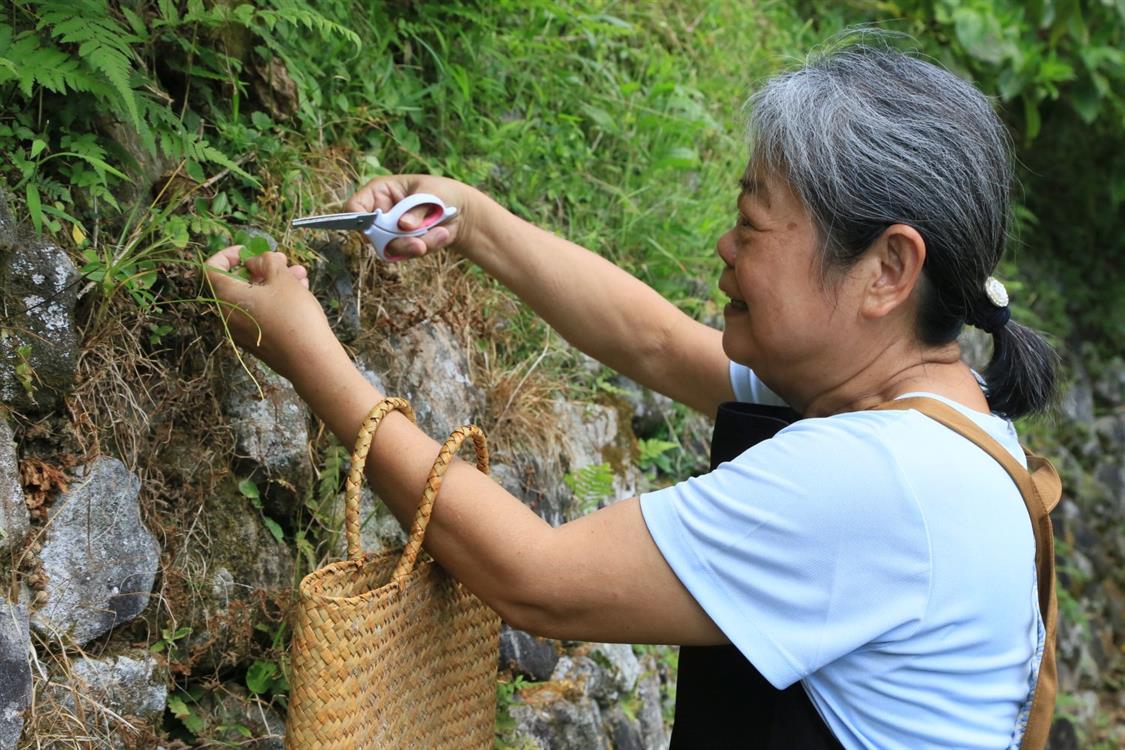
[669,401,843,750]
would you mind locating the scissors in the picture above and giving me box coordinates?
[291,193,458,261]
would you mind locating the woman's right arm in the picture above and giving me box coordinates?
[345,176,733,417]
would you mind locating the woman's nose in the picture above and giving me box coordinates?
[716,230,736,268]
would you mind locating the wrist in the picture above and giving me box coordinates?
[450,187,507,261]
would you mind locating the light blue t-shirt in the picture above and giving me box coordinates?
[639,364,1042,750]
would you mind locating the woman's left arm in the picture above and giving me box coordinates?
[205,247,726,646]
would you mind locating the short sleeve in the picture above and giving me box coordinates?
[729,362,788,406]
[639,413,932,688]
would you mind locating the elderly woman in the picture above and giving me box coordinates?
[207,44,1060,749]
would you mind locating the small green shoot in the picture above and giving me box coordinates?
[239,476,285,543]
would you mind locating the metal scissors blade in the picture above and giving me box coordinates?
[290,211,377,231]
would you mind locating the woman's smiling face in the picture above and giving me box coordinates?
[716,169,867,394]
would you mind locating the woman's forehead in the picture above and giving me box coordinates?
[739,167,803,213]
[739,174,770,207]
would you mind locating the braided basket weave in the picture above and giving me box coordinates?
[286,398,501,749]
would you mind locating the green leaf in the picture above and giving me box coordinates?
[25,183,42,233]
[183,710,204,734]
[952,7,1008,65]
[238,477,259,500]
[246,659,277,694]
[168,693,204,733]
[185,159,205,182]
[652,146,698,170]
[30,139,46,158]
[238,235,271,262]
[263,516,284,543]
[167,695,190,717]
[1069,78,1101,124]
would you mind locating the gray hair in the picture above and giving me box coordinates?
[746,39,1056,418]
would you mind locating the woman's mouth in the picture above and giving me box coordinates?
[725,299,748,313]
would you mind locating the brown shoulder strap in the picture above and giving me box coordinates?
[875,397,1061,750]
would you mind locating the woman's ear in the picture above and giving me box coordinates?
[861,223,927,320]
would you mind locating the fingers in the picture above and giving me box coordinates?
[396,204,435,232]
[205,246,244,273]
[382,226,452,262]
[289,264,310,289]
[243,251,289,282]
[204,246,251,298]
[344,178,406,214]
[205,248,309,297]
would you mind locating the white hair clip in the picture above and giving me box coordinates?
[984,276,1009,308]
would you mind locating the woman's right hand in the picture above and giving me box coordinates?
[344,174,479,261]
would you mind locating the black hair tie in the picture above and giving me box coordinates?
[972,276,1011,334]
[973,303,1011,334]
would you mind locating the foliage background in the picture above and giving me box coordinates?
[1,0,1121,746]
[2,0,1122,345]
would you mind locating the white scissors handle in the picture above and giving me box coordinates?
[364,193,458,260]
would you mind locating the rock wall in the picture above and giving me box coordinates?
[0,194,1120,749]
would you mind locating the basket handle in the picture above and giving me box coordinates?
[345,397,416,562]
[391,424,489,585]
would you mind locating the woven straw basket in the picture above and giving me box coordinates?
[286,398,501,749]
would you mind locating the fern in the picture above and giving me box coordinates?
[0,27,86,97]
[256,1,362,52]
[31,0,145,130]
[564,463,616,514]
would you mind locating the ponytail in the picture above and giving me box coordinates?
[978,318,1058,420]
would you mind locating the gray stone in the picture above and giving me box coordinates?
[605,705,644,750]
[1093,356,1125,406]
[377,321,484,438]
[552,654,614,705]
[500,625,559,682]
[223,363,310,484]
[313,241,361,341]
[0,419,27,554]
[636,659,670,750]
[0,221,80,412]
[1093,462,1124,515]
[1056,613,1099,691]
[0,593,30,750]
[957,326,992,373]
[508,687,607,750]
[610,376,675,438]
[69,652,167,721]
[552,400,641,509]
[491,453,573,527]
[32,458,159,645]
[1059,365,1095,425]
[1092,412,1125,448]
[355,357,388,394]
[674,409,714,476]
[54,651,167,749]
[590,642,642,694]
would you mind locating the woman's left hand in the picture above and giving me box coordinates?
[204,246,340,382]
